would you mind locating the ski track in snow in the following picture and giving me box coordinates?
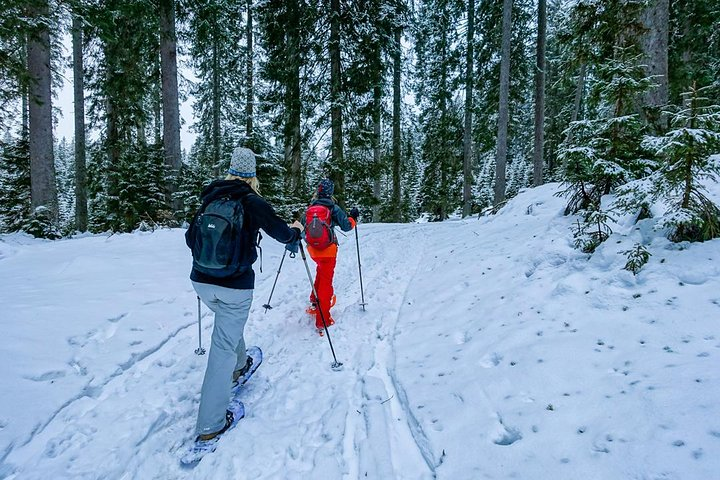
[0,223,438,479]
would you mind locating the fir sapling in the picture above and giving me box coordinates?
[623,243,651,275]
[572,209,614,253]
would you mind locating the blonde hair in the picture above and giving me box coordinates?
[226,174,261,195]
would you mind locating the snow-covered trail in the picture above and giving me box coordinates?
[2,183,719,479]
[1,221,441,479]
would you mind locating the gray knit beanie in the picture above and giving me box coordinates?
[228,147,256,178]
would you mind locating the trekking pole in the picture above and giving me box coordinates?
[195,296,206,355]
[298,242,343,371]
[262,249,287,312]
[354,223,367,311]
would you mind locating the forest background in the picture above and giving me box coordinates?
[1,0,719,252]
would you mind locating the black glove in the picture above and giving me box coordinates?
[285,240,299,254]
[349,207,360,221]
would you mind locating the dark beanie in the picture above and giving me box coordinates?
[317,178,334,198]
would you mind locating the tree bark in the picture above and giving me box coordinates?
[211,27,221,177]
[532,0,546,187]
[21,35,28,135]
[72,10,88,232]
[494,0,513,206]
[372,84,382,222]
[284,5,302,196]
[329,0,345,206]
[160,0,181,209]
[392,24,402,222]
[462,0,475,217]
[27,0,58,221]
[641,0,669,127]
[245,0,254,138]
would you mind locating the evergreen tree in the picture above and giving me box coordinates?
[184,0,248,177]
[414,0,464,220]
[473,0,534,210]
[557,0,653,214]
[84,0,164,232]
[0,132,31,233]
[616,84,720,242]
[55,137,76,234]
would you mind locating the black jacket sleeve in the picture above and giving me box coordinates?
[246,194,300,244]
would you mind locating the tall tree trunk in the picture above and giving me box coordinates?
[284,8,302,196]
[245,0,254,139]
[462,0,475,217]
[72,10,88,232]
[562,61,586,172]
[641,0,669,129]
[329,0,345,206]
[532,0,546,187]
[21,34,29,135]
[160,0,181,209]
[494,0,513,206]
[27,0,58,221]
[211,29,221,177]
[391,25,402,222]
[372,84,382,222]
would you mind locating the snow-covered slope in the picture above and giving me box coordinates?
[1,183,718,479]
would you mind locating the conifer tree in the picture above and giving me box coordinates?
[415,0,464,220]
[0,132,31,233]
[616,84,720,242]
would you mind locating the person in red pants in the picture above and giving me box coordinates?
[303,178,358,334]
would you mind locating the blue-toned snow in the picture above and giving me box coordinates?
[1,182,719,479]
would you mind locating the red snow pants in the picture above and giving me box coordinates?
[308,246,337,329]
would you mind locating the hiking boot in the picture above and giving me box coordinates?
[315,316,335,331]
[232,356,253,384]
[196,409,235,442]
[306,295,336,315]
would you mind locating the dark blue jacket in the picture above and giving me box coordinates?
[188,180,300,289]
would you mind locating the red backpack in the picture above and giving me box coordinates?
[305,204,334,249]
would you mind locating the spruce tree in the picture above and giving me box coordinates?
[616,84,720,242]
[0,132,31,233]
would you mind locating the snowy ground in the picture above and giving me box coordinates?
[1,183,718,480]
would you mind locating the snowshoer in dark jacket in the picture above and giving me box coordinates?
[186,147,302,441]
[303,178,358,334]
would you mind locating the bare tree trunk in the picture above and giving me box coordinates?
[391,25,402,222]
[532,0,546,187]
[329,0,345,206]
[284,12,302,196]
[562,61,586,173]
[211,28,221,177]
[160,0,181,210]
[27,0,58,221]
[21,35,29,134]
[494,0,513,206]
[72,10,87,232]
[372,84,382,222]
[641,0,669,128]
[462,0,475,217]
[245,0,254,139]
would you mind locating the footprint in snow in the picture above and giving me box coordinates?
[479,352,503,368]
[108,312,128,323]
[491,423,522,446]
[24,370,67,382]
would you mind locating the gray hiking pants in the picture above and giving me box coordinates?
[192,281,253,435]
